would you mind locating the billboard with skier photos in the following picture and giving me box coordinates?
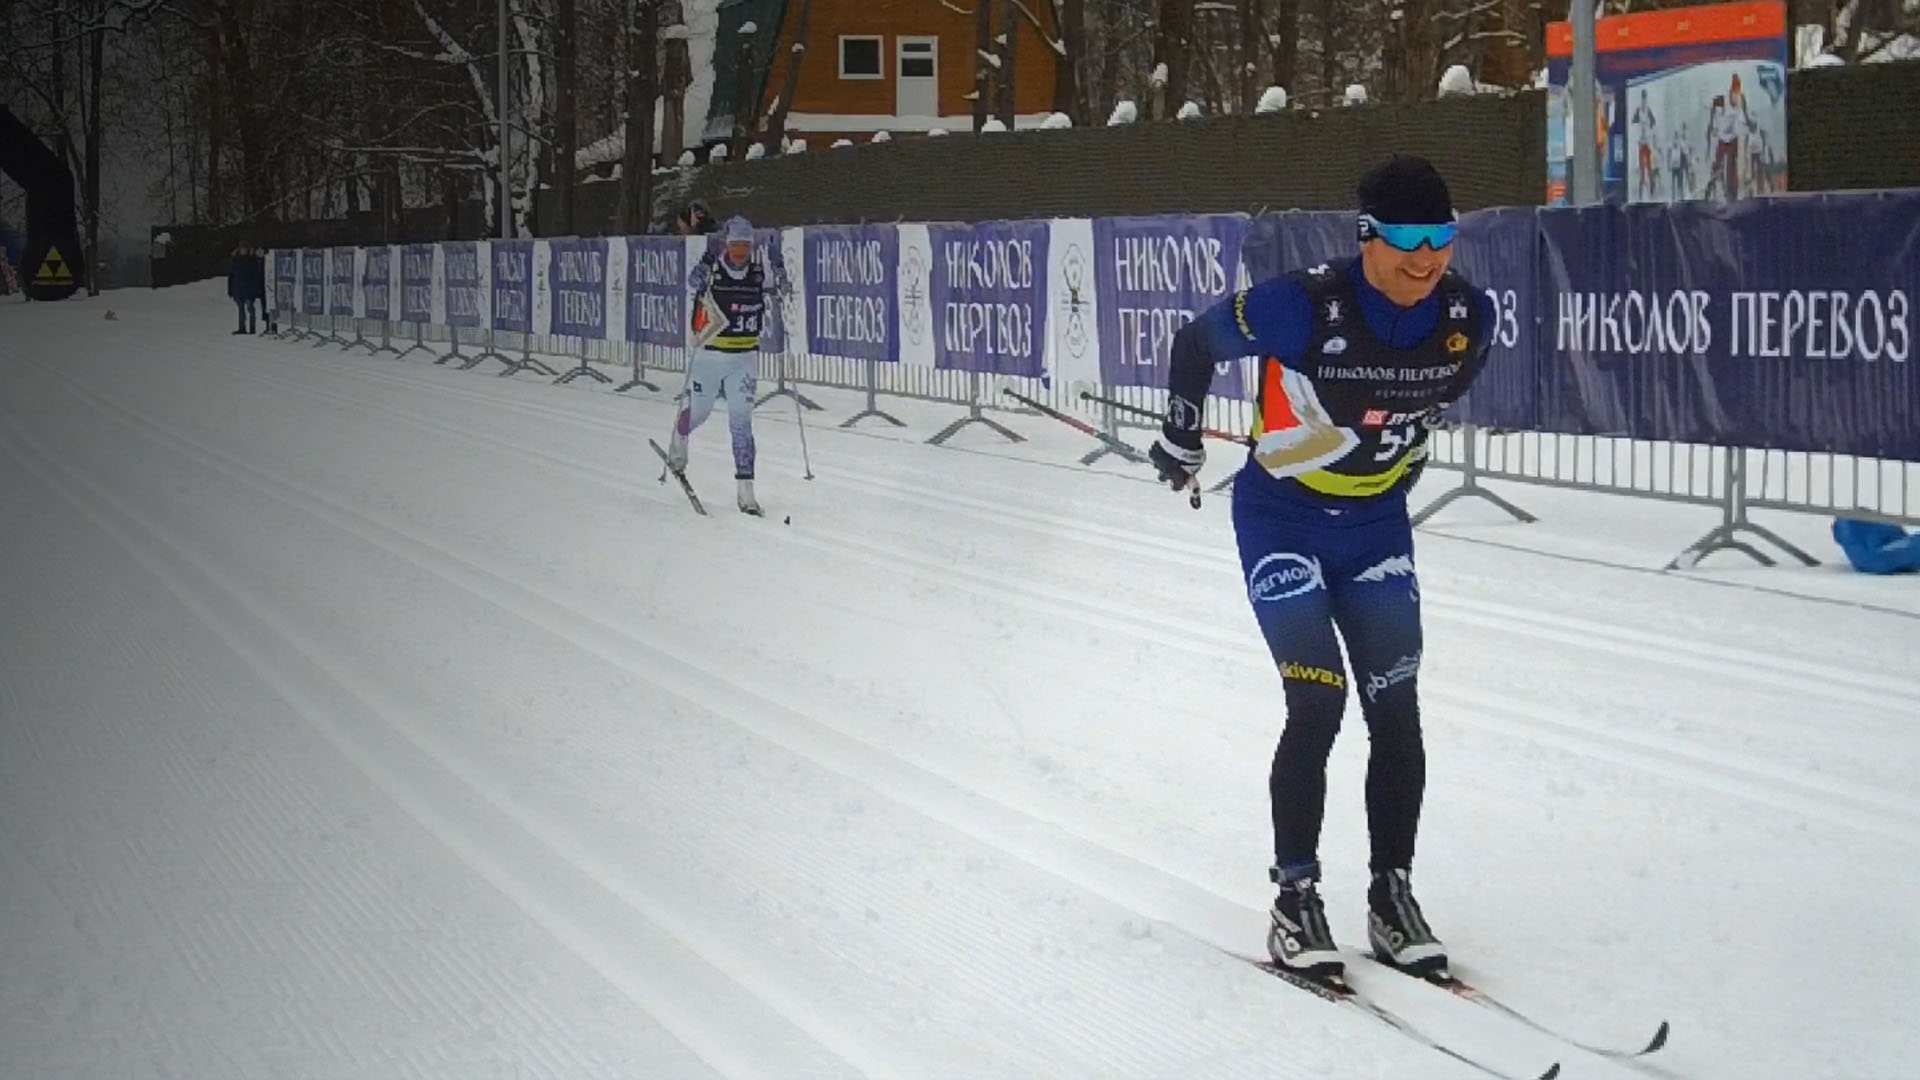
[1546,1,1788,205]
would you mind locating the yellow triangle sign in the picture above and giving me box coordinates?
[35,253,73,285]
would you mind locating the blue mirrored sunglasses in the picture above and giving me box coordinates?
[1361,214,1457,252]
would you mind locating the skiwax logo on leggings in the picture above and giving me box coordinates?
[1248,552,1324,603]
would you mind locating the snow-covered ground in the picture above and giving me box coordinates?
[4,282,1917,1080]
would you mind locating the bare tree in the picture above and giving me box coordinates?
[1,0,125,292]
[618,0,657,232]
[1053,0,1087,122]
[726,27,757,156]
[1150,0,1196,117]
[998,0,1019,126]
[661,0,690,161]
[1272,0,1300,94]
[85,19,103,288]
[975,0,993,129]
[760,0,815,154]
[1837,0,1920,62]
[1236,0,1261,111]
[554,0,579,233]
[1313,0,1340,104]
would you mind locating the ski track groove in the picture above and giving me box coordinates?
[255,343,1920,714]
[0,410,686,1080]
[169,356,1920,848]
[235,348,1920,713]
[168,450,701,1076]
[30,345,1413,1076]
[28,354,1651,1080]
[202,357,1920,846]
[435,687,1159,1071]
[138,597,590,1077]
[0,525,287,1057]
[1,725,275,1075]
[1,397,904,1080]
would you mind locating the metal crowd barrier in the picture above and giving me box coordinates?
[1422,427,1918,567]
[265,301,1919,570]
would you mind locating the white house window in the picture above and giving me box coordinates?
[839,36,882,80]
[899,39,936,79]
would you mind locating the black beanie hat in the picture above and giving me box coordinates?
[1357,155,1455,225]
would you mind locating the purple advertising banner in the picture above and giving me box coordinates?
[444,242,483,329]
[626,235,685,347]
[492,239,534,334]
[362,247,392,320]
[1445,208,1538,430]
[301,249,324,315]
[928,220,1050,377]
[805,224,898,364]
[275,250,298,314]
[1276,211,1351,272]
[328,248,356,315]
[1538,192,1918,459]
[1093,214,1247,396]
[400,244,435,324]
[548,236,608,340]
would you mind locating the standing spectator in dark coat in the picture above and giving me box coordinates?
[227,240,262,334]
[248,245,268,318]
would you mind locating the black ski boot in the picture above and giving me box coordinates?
[1267,869,1343,981]
[1367,868,1448,977]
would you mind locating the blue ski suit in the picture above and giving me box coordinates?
[1163,256,1494,879]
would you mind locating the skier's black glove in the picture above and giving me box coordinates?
[1149,436,1204,492]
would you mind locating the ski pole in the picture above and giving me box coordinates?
[1078,389,1245,444]
[1003,388,1147,462]
[791,351,814,480]
[1002,389,1200,509]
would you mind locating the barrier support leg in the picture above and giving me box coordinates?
[841,360,905,428]
[1078,398,1126,465]
[368,318,402,357]
[396,322,433,360]
[503,333,560,378]
[436,327,464,365]
[1668,451,1820,570]
[461,324,513,371]
[929,374,1024,446]
[1412,425,1538,527]
[615,344,661,393]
